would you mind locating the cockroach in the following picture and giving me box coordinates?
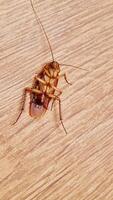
[13,0,88,134]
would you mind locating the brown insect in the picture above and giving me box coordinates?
[13,0,88,134]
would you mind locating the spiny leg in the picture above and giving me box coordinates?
[58,98,68,135]
[36,77,62,94]
[51,99,55,111]
[44,68,51,77]
[51,85,62,94]
[59,73,72,85]
[12,88,27,125]
[35,77,46,85]
[50,87,62,111]
[36,76,63,98]
[48,94,68,135]
[35,76,63,111]
[13,87,43,125]
[36,76,63,96]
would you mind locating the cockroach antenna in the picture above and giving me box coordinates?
[29,0,54,61]
[30,0,88,72]
[59,63,89,71]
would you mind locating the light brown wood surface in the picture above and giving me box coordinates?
[0,0,113,199]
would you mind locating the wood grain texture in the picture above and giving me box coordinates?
[0,0,113,199]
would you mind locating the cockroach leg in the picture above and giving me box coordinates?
[48,93,67,135]
[27,88,43,95]
[51,99,55,111]
[12,88,27,125]
[50,87,62,111]
[58,98,68,135]
[63,73,72,85]
[35,77,46,85]
[51,85,62,95]
[13,87,43,125]
[60,73,72,85]
[44,69,51,77]
[35,77,63,96]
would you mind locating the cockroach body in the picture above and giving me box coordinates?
[13,0,88,134]
[30,61,61,118]
[13,60,70,134]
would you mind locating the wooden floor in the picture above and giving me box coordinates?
[0,0,113,199]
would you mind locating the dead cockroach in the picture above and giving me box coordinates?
[13,0,88,134]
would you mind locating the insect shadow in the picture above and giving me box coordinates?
[12,0,88,134]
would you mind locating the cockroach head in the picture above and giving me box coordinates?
[50,61,60,70]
